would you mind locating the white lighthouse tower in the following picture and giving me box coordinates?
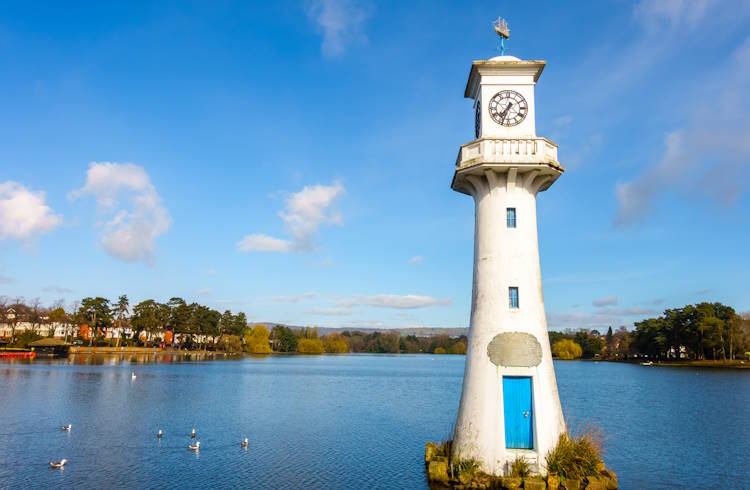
[450,41,566,474]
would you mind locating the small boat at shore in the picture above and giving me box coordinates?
[0,349,36,359]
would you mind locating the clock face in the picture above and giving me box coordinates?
[474,100,481,138]
[488,90,528,127]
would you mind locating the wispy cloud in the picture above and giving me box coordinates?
[307,306,351,316]
[195,288,211,296]
[616,4,750,224]
[0,181,62,241]
[0,274,13,284]
[71,162,170,263]
[340,294,451,309]
[273,292,318,303]
[593,295,618,307]
[238,182,345,253]
[306,0,372,58]
[43,285,73,294]
[408,255,424,265]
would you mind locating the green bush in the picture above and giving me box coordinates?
[298,338,324,354]
[552,339,583,360]
[545,432,603,480]
[434,347,448,354]
[10,331,42,349]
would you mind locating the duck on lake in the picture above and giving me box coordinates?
[188,441,200,451]
[131,372,136,379]
[241,438,248,448]
[157,429,163,438]
[190,428,195,439]
[61,424,71,431]
[49,459,67,469]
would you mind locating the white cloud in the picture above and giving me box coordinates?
[408,255,424,265]
[616,37,750,224]
[634,0,715,33]
[592,295,618,307]
[342,294,451,309]
[237,233,292,253]
[306,0,372,58]
[72,162,170,263]
[195,288,211,296]
[307,306,352,316]
[43,285,73,294]
[0,181,62,241]
[238,182,344,253]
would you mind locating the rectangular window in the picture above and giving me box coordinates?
[506,208,516,228]
[509,287,519,309]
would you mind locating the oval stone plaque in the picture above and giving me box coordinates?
[486,332,542,367]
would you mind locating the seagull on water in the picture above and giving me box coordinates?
[241,438,248,448]
[188,441,200,451]
[157,429,163,438]
[61,424,72,431]
[49,459,67,469]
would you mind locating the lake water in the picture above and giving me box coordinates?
[0,355,748,489]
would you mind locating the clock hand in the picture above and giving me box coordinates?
[499,102,512,124]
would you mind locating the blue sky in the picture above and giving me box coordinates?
[1,0,749,331]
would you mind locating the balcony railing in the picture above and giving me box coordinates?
[456,137,560,170]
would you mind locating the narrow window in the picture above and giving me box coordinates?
[506,207,516,228]
[509,287,519,309]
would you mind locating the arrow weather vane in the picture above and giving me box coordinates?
[493,17,510,55]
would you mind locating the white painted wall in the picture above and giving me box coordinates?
[452,170,565,475]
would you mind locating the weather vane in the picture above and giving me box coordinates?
[493,17,510,55]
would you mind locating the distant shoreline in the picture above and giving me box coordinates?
[557,358,750,369]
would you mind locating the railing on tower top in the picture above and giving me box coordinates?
[456,137,560,169]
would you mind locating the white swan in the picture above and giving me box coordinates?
[61,424,71,431]
[188,441,200,451]
[241,438,248,448]
[190,428,196,439]
[157,429,163,438]
[50,459,67,468]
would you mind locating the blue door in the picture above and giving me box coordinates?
[503,376,533,449]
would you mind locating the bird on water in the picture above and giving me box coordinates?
[191,428,196,439]
[188,441,200,451]
[61,424,71,431]
[157,429,163,438]
[241,438,248,448]
[49,459,67,469]
[131,372,136,380]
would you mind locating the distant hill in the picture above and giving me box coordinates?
[252,323,468,338]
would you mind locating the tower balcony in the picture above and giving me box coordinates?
[452,137,564,196]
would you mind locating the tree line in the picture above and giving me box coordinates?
[0,295,469,355]
[550,302,750,361]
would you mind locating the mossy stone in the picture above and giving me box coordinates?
[425,442,439,463]
[428,459,449,484]
[547,474,560,490]
[523,477,547,490]
[600,469,617,489]
[500,476,523,489]
[584,476,606,490]
[560,479,581,490]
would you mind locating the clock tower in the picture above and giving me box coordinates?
[451,54,566,475]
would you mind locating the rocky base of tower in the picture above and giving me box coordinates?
[424,435,618,490]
